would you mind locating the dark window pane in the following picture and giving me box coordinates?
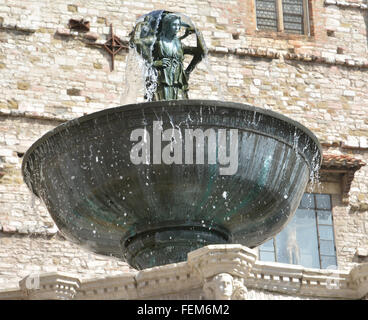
[256,0,276,10]
[299,193,314,209]
[256,0,278,31]
[257,18,277,30]
[320,240,335,255]
[317,210,332,225]
[284,15,302,23]
[284,19,303,34]
[316,194,331,210]
[282,0,304,34]
[257,10,277,19]
[318,225,334,240]
[260,251,275,262]
[283,1,303,15]
[283,27,302,34]
[321,255,337,269]
[283,0,304,4]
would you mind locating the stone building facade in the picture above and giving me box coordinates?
[0,0,367,298]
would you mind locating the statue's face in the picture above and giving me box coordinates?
[167,18,181,37]
[214,274,233,300]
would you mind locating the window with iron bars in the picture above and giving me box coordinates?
[255,0,310,35]
[258,193,338,269]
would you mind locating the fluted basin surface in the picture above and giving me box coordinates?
[22,100,321,269]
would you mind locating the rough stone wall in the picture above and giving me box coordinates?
[0,233,132,290]
[330,193,368,270]
[0,0,367,288]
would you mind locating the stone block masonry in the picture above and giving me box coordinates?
[0,0,367,286]
[0,232,133,290]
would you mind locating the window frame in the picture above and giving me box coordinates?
[255,0,311,36]
[258,193,338,269]
[314,194,337,269]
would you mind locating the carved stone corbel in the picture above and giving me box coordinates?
[19,273,80,300]
[202,273,249,300]
[187,244,257,300]
[188,244,258,279]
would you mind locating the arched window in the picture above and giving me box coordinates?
[255,0,310,35]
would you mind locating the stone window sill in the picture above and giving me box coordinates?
[250,30,314,41]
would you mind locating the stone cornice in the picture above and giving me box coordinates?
[0,109,70,123]
[0,244,367,300]
[321,154,366,203]
[324,0,368,10]
[209,47,368,69]
[0,24,38,34]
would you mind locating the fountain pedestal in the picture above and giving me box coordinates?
[124,225,229,269]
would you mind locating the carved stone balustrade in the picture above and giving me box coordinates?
[0,244,367,300]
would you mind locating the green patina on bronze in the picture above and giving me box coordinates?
[129,11,206,101]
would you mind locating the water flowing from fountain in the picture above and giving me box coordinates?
[121,10,223,104]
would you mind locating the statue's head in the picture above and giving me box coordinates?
[203,273,234,300]
[161,13,181,38]
[213,273,234,299]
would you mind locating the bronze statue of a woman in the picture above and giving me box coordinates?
[130,12,206,101]
[152,13,205,101]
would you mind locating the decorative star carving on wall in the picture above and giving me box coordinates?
[101,24,128,71]
[59,21,129,71]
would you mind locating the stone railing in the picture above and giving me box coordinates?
[247,261,355,299]
[0,244,367,300]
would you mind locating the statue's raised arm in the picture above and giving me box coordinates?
[181,22,207,79]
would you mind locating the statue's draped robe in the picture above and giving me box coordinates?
[152,37,193,100]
